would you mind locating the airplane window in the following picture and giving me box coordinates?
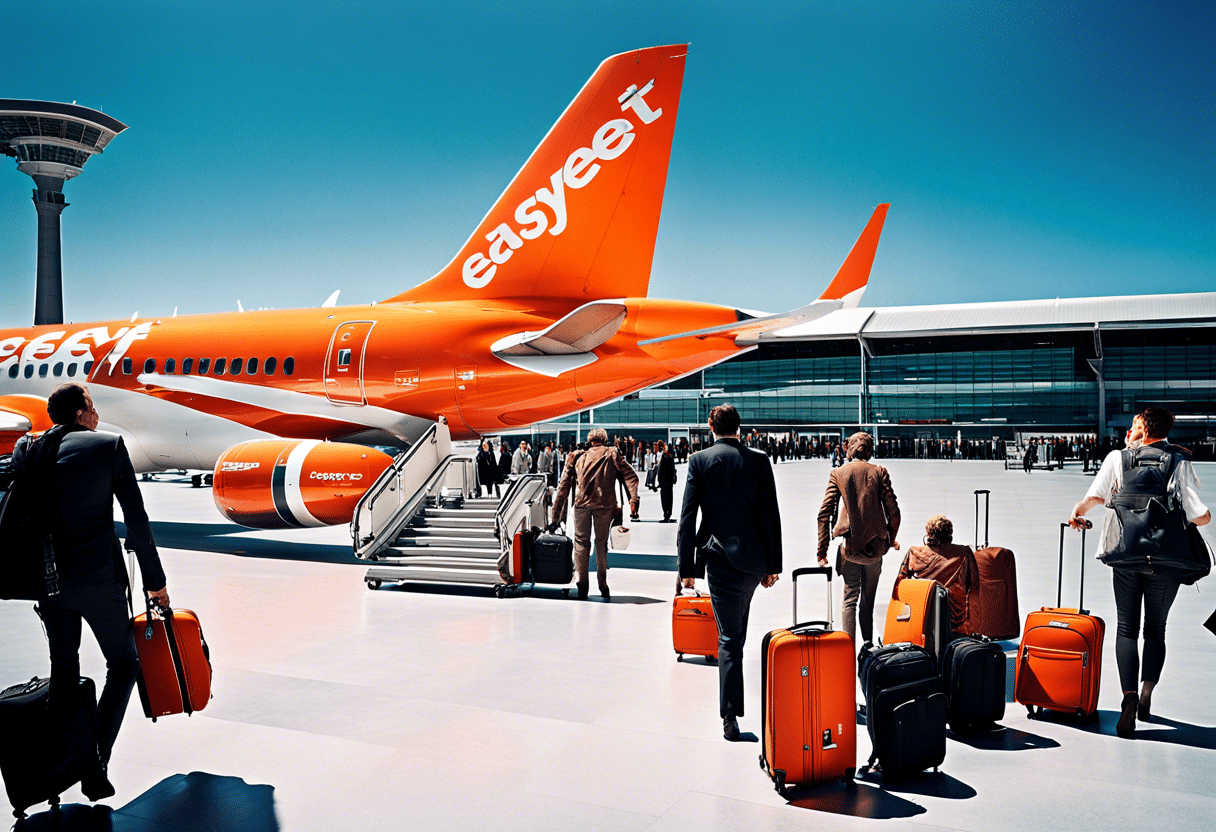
[338,349,352,367]
[7,365,16,379]
[67,363,77,377]
[198,358,210,374]
[213,358,226,375]
[283,357,294,376]
[230,358,243,376]
[39,364,49,378]
[83,361,93,374]
[53,363,64,377]
[165,358,176,374]
[264,357,276,375]
[24,365,33,379]
[122,357,132,375]
[144,358,156,374]
[182,358,193,374]
[247,357,258,375]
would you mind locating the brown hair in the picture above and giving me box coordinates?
[709,404,740,436]
[1138,406,1174,440]
[847,432,874,461]
[925,514,953,546]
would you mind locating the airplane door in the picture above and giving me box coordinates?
[324,321,376,405]
[453,365,477,426]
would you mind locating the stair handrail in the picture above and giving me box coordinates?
[494,473,549,558]
[352,420,464,559]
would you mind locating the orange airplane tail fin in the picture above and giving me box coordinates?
[384,45,689,306]
[817,203,890,308]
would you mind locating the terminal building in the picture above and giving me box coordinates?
[526,291,1216,459]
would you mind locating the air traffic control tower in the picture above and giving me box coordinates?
[1,100,127,325]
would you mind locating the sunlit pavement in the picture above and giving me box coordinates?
[2,459,1213,831]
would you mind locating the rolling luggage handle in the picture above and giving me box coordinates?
[791,566,833,632]
[1058,520,1092,615]
[974,489,990,549]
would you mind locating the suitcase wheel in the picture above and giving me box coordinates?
[676,654,683,662]
[845,767,856,784]
[1026,705,1037,719]
[562,588,571,598]
[494,585,506,599]
[366,579,382,590]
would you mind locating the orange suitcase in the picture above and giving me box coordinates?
[760,567,856,797]
[672,588,718,661]
[883,578,950,663]
[1015,523,1105,719]
[134,601,213,721]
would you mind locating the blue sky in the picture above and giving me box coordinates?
[1,1,1211,327]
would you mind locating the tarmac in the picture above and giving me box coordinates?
[2,457,1214,831]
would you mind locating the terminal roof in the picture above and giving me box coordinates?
[770,291,1216,341]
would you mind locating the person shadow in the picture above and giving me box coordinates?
[17,772,278,832]
[1127,715,1216,750]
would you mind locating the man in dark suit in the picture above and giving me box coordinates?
[816,432,900,648]
[678,404,781,741]
[655,440,677,522]
[15,383,169,801]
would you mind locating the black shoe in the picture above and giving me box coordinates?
[576,584,589,600]
[599,585,610,601]
[81,762,115,802]
[1138,700,1152,722]
[1117,692,1138,739]
[723,716,740,741]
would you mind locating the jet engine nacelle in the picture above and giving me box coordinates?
[212,439,395,529]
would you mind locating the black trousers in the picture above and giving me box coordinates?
[660,484,673,520]
[706,552,761,719]
[38,581,139,764]
[1112,568,1181,692]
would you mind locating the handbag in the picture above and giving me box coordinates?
[1182,523,1213,586]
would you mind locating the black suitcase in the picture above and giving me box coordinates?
[531,533,574,585]
[859,643,947,780]
[0,676,100,817]
[941,635,1005,734]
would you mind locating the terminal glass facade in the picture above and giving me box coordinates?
[543,326,1214,449]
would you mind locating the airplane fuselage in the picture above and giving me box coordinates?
[0,296,745,470]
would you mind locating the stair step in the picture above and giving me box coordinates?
[425,508,498,518]
[365,564,502,587]
[413,517,495,528]
[395,536,498,549]
[401,526,496,539]
[378,548,501,563]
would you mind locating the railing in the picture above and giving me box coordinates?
[494,474,549,560]
[352,420,473,559]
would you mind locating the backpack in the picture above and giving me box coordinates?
[1100,443,1207,584]
[0,427,70,600]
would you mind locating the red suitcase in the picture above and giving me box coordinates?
[134,600,213,721]
[883,578,950,663]
[1015,523,1105,719]
[760,567,856,797]
[672,587,718,661]
[962,489,1021,639]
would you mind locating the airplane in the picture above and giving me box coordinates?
[0,44,889,531]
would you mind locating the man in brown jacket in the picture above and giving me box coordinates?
[551,427,640,600]
[817,432,901,646]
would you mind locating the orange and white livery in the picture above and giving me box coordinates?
[0,45,889,530]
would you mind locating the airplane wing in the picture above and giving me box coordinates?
[640,204,890,347]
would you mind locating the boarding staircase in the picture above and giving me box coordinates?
[351,421,549,593]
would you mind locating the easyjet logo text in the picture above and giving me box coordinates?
[309,472,364,482]
[462,81,664,290]
[221,461,261,472]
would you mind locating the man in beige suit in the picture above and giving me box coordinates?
[816,432,901,646]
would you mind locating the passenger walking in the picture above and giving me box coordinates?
[816,431,901,648]
[476,439,498,498]
[14,383,170,802]
[1022,441,1036,473]
[511,440,532,477]
[550,428,640,600]
[678,404,782,741]
[1069,407,1210,738]
[497,441,512,485]
[655,440,677,522]
[538,442,556,487]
